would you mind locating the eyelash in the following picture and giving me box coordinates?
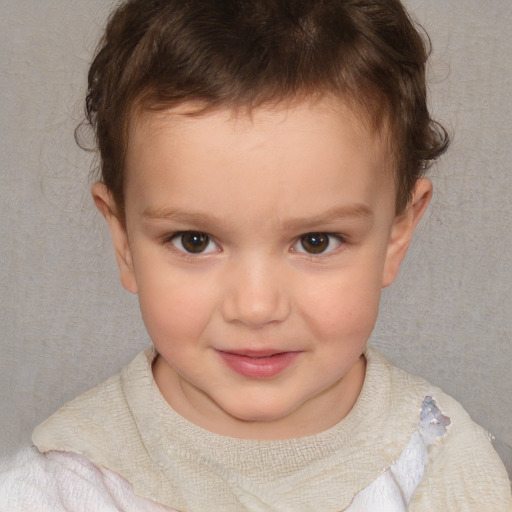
[163,231,346,258]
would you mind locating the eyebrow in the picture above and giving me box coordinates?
[281,204,374,231]
[142,203,373,231]
[142,208,221,229]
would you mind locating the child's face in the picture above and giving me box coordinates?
[95,97,430,439]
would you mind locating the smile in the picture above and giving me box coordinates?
[216,350,300,379]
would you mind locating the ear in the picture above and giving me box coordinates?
[382,178,432,287]
[92,183,138,294]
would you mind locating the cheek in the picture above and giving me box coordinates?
[298,266,382,342]
[135,268,216,348]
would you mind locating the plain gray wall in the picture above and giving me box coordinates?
[1,0,511,478]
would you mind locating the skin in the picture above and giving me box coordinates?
[93,97,431,440]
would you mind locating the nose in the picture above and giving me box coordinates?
[220,256,291,328]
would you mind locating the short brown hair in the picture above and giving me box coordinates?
[81,0,449,215]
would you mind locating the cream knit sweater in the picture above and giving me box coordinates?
[25,346,510,511]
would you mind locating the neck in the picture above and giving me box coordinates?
[153,354,366,440]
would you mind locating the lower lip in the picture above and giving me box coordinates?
[216,351,300,378]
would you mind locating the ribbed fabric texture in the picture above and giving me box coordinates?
[32,346,511,511]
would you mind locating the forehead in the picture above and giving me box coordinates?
[127,96,390,165]
[123,97,395,219]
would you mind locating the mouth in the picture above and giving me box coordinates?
[215,349,300,379]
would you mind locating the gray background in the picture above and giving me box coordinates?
[1,0,511,478]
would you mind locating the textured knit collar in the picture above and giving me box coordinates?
[118,345,428,510]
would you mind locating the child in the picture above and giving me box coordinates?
[1,0,510,510]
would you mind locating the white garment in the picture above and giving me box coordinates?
[1,346,510,511]
[0,399,447,512]
[0,449,172,512]
[347,397,451,511]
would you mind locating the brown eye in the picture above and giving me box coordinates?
[293,233,343,255]
[182,232,209,253]
[171,231,217,254]
[300,233,329,254]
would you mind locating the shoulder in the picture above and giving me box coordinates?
[32,348,156,479]
[411,388,511,510]
[0,447,173,511]
[396,373,511,509]
[32,369,129,455]
[367,347,511,510]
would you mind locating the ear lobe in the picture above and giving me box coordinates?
[92,183,138,294]
[382,178,432,287]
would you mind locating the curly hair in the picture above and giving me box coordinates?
[80,0,449,216]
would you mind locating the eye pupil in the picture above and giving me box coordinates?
[182,232,209,253]
[301,233,329,254]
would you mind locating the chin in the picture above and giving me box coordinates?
[223,396,300,425]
